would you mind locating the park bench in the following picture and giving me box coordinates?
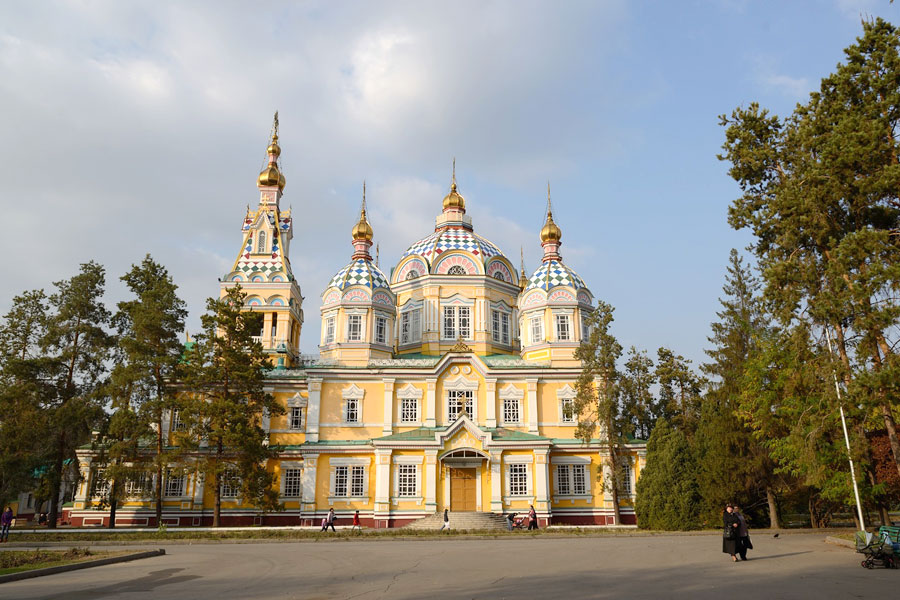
[878,526,900,552]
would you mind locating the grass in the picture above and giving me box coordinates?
[0,548,124,575]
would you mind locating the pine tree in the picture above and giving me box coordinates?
[573,300,628,525]
[40,262,115,528]
[181,286,283,527]
[108,255,187,527]
[719,17,900,480]
[634,419,701,530]
[619,347,656,440]
[655,348,703,434]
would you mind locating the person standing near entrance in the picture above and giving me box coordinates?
[440,508,450,532]
[527,505,538,530]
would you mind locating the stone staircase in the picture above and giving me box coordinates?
[404,511,509,531]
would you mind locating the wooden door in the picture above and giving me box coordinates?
[450,468,477,511]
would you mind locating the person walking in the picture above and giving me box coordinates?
[440,508,450,532]
[320,508,336,532]
[734,505,752,560]
[722,504,741,562]
[527,505,538,530]
[351,510,361,534]
[0,507,13,542]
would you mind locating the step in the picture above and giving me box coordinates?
[404,511,510,531]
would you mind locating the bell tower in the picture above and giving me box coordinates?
[222,112,304,367]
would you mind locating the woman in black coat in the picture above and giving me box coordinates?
[722,504,741,562]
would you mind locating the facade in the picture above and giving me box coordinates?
[69,119,646,528]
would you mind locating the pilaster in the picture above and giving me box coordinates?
[533,448,551,520]
[307,378,322,442]
[425,449,438,510]
[490,451,503,512]
[374,449,393,527]
[382,378,395,435]
[485,378,497,428]
[301,454,318,512]
[425,378,437,427]
[526,378,539,434]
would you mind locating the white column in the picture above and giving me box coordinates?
[526,378,539,434]
[534,448,551,522]
[425,378,437,427]
[374,449,392,526]
[476,465,483,511]
[192,471,205,508]
[425,449,438,511]
[485,379,497,428]
[490,451,503,512]
[301,454,318,510]
[382,379,395,435]
[74,457,92,508]
[307,378,322,442]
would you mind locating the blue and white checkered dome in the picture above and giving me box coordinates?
[327,258,390,291]
[525,260,589,292]
[400,228,505,267]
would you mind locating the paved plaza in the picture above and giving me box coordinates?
[3,533,897,599]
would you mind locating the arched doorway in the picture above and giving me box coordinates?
[441,448,488,512]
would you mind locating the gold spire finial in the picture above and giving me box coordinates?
[362,180,367,214]
[540,182,562,243]
[452,157,457,191]
[442,158,466,211]
[351,181,374,241]
[376,243,380,267]
[547,181,552,217]
[259,111,285,189]
[519,246,528,288]
[272,111,279,141]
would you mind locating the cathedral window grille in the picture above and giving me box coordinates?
[220,469,240,499]
[493,271,505,281]
[171,409,185,432]
[347,314,363,342]
[555,464,588,496]
[447,265,467,275]
[397,465,418,497]
[529,316,543,345]
[164,470,186,497]
[344,398,359,424]
[619,459,633,496]
[334,466,349,497]
[503,397,521,424]
[125,472,152,498]
[573,465,587,495]
[400,310,421,344]
[401,397,419,423]
[555,314,571,341]
[91,469,109,499]
[492,310,510,344]
[447,389,474,421]
[324,316,336,344]
[508,464,528,496]
[289,407,303,430]
[560,398,576,423]
[375,316,387,345]
[257,231,267,254]
[442,306,471,340]
[351,466,366,496]
[556,464,570,495]
[283,468,302,497]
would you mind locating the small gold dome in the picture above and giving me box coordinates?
[442,182,466,211]
[540,213,562,243]
[258,165,285,190]
[267,140,281,157]
[352,210,373,241]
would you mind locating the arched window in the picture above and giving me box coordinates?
[406,271,419,280]
[448,265,466,275]
[493,272,506,281]
[257,231,267,254]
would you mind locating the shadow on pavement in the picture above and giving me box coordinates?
[40,568,202,599]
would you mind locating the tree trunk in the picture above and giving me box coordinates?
[213,471,221,528]
[109,480,118,529]
[869,335,900,481]
[765,485,781,529]
[155,419,163,527]
[47,435,65,529]
[808,494,819,529]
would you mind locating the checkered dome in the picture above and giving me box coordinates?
[526,260,589,292]
[327,258,390,291]
[401,228,505,267]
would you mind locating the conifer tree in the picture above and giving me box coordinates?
[619,347,656,440]
[573,300,628,525]
[655,348,703,434]
[181,286,283,527]
[40,262,115,528]
[719,17,900,479]
[108,255,187,527]
[634,419,701,530]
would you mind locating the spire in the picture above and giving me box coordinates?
[540,182,562,262]
[257,111,285,191]
[351,181,374,259]
[519,246,528,289]
[442,157,466,212]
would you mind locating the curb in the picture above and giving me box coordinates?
[825,536,854,549]
[0,549,165,584]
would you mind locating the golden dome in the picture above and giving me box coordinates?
[352,211,373,241]
[442,181,466,211]
[258,165,285,190]
[540,213,561,243]
[267,140,281,157]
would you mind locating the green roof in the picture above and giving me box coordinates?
[486,427,549,441]
[374,427,445,442]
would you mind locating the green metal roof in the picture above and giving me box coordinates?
[374,427,445,442]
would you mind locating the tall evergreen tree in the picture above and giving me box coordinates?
[634,419,701,530]
[40,262,114,528]
[655,348,703,434]
[619,347,656,440]
[573,300,628,525]
[181,286,283,527]
[719,18,900,480]
[109,255,187,527]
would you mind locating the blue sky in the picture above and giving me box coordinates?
[0,0,893,369]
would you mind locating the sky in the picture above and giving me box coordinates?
[0,0,895,369]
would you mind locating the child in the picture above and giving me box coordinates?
[351,510,361,534]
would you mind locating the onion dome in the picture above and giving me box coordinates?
[540,183,561,243]
[328,258,390,290]
[351,182,374,241]
[257,112,286,191]
[442,159,466,211]
[525,260,588,292]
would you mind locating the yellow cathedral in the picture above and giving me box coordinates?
[69,118,646,528]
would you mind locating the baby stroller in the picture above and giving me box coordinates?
[855,531,897,569]
[512,515,529,530]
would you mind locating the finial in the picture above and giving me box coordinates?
[547,181,552,217]
[376,243,380,268]
[361,180,367,215]
[351,181,374,243]
[451,157,457,191]
[520,246,525,272]
[272,110,279,142]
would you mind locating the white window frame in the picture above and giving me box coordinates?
[529,315,543,345]
[555,313,571,342]
[580,313,590,342]
[552,456,592,498]
[374,315,388,345]
[620,457,634,497]
[444,375,479,422]
[342,384,365,426]
[164,470,186,498]
[399,302,423,345]
[288,406,303,430]
[281,466,303,498]
[499,384,524,426]
[329,457,370,501]
[441,304,472,340]
[397,383,423,425]
[401,397,419,424]
[323,314,336,344]
[392,456,423,500]
[558,384,577,424]
[346,313,364,342]
[171,409,185,433]
[507,464,529,496]
[91,469,110,499]
[220,469,241,500]
[447,389,474,421]
[491,306,511,345]
[124,472,152,499]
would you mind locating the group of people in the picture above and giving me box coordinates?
[319,508,362,533]
[722,503,752,562]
